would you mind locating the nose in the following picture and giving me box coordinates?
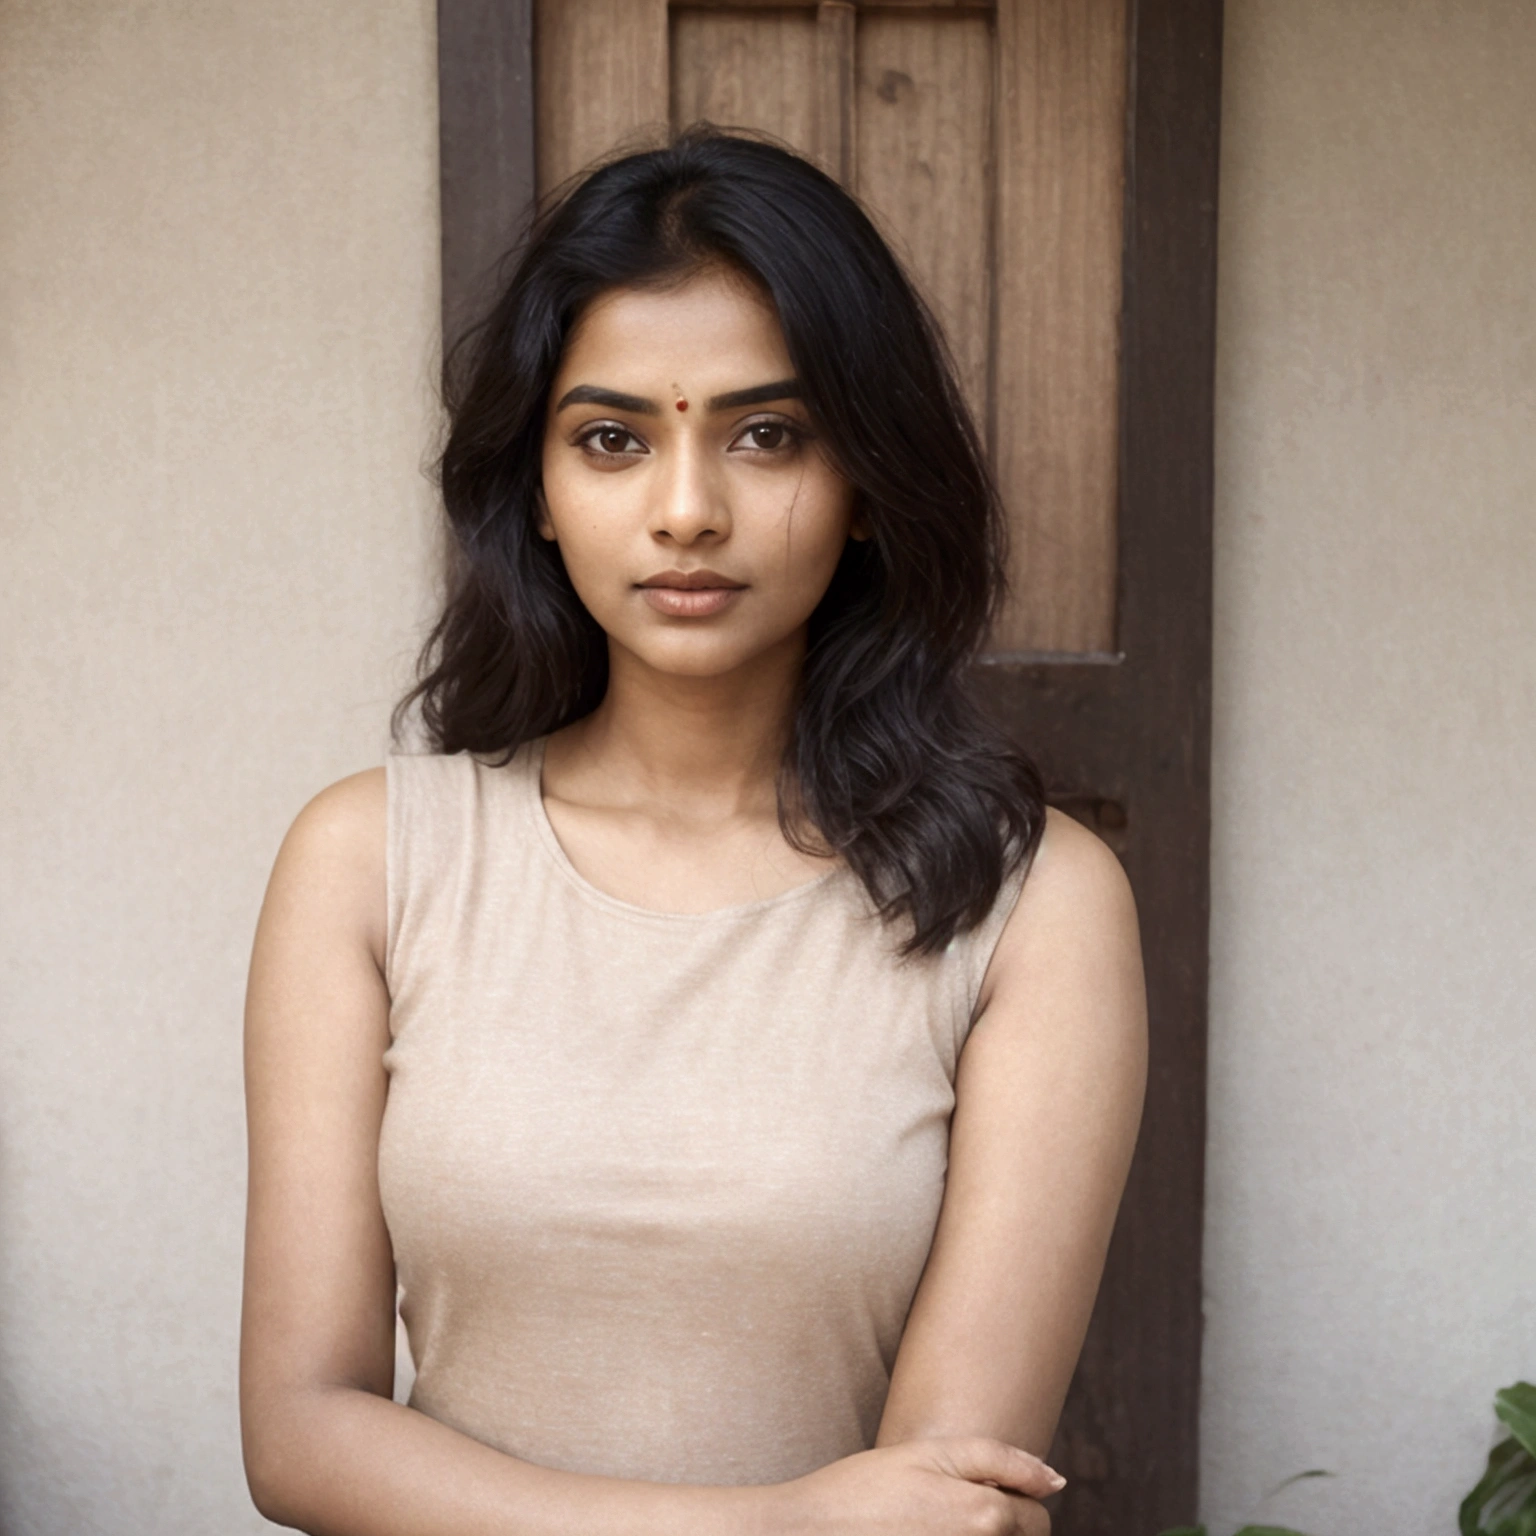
[649,435,730,546]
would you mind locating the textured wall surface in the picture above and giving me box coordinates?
[0,3,439,1530]
[1204,3,1536,1533]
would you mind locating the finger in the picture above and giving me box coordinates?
[936,1437,1067,1498]
[1001,1489,1055,1536]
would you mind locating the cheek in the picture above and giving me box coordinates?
[775,481,857,590]
[538,459,614,566]
[538,445,575,541]
[544,513,618,601]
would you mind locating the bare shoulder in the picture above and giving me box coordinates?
[973,805,1143,1036]
[281,767,386,864]
[263,767,388,967]
[1021,804,1135,919]
[245,765,391,1113]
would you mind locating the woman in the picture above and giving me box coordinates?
[240,129,1146,1536]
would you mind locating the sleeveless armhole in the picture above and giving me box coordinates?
[952,841,1039,1053]
[383,754,411,996]
[384,752,478,1023]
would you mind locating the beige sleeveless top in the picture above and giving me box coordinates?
[378,740,1027,1487]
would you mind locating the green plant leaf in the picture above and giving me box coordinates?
[1153,1527,1206,1536]
[1476,1466,1536,1536]
[1261,1469,1335,1501]
[1461,1429,1536,1536]
[1497,1384,1536,1461]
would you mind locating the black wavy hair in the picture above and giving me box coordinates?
[397,127,1045,954]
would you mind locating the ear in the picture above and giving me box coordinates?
[535,486,557,542]
[848,500,873,543]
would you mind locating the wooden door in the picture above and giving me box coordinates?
[436,4,1222,1530]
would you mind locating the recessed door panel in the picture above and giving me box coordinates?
[535,0,1125,657]
[670,8,819,149]
[535,0,668,192]
[854,10,993,433]
[992,0,1125,656]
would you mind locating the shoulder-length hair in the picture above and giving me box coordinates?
[398,127,1044,954]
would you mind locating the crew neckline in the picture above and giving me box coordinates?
[518,737,844,924]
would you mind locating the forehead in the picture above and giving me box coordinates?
[557,267,791,382]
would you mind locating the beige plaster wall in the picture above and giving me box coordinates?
[1204,3,1536,1533]
[0,2,439,1530]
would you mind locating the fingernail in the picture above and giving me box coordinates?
[1047,1470,1067,1491]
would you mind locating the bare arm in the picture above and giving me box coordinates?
[240,773,1063,1536]
[877,810,1149,1483]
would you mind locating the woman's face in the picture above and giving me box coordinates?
[539,265,862,681]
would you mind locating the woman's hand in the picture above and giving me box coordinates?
[782,1437,1060,1535]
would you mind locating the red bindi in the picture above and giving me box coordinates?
[675,398,688,412]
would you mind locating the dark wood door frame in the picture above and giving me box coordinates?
[437,0,535,351]
[970,5,1223,1530]
[434,5,1222,1529]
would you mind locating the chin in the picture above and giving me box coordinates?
[639,644,761,679]
[619,628,783,680]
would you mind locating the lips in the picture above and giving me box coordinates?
[637,569,746,591]
[636,569,746,617]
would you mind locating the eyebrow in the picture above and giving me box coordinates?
[554,385,659,414]
[553,379,803,414]
[706,379,802,410]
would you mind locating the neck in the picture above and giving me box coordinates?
[562,631,804,817]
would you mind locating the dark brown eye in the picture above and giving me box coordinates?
[748,423,786,450]
[596,427,633,453]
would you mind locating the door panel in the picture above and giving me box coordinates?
[671,9,820,150]
[534,0,668,192]
[534,0,1124,657]
[854,10,993,430]
[992,0,1125,655]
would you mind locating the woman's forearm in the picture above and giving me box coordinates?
[246,1385,790,1536]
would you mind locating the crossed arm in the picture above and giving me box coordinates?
[240,772,1146,1535]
